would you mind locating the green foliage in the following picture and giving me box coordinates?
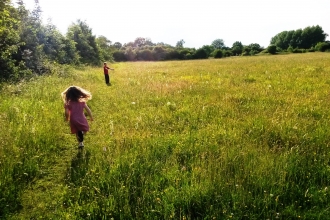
[193,48,208,59]
[176,39,185,48]
[267,45,277,54]
[136,49,153,61]
[271,25,328,50]
[201,45,215,57]
[213,49,223,58]
[113,50,127,62]
[0,0,25,81]
[67,20,100,65]
[231,41,243,55]
[96,35,114,62]
[211,38,225,49]
[113,42,122,49]
[315,41,330,52]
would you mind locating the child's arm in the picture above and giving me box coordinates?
[64,104,70,121]
[84,104,93,121]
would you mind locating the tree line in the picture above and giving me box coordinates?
[1,0,329,82]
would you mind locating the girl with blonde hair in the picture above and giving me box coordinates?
[61,86,93,148]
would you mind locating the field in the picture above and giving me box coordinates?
[1,53,330,219]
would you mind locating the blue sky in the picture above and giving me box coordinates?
[17,0,330,48]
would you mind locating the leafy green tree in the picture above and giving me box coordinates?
[194,48,208,59]
[113,50,126,62]
[67,20,100,65]
[136,49,153,61]
[213,49,223,58]
[1,2,29,79]
[211,39,225,49]
[249,43,263,55]
[231,41,243,55]
[166,49,181,60]
[133,37,154,47]
[270,25,328,50]
[267,45,277,54]
[113,42,122,49]
[0,0,24,81]
[124,46,136,61]
[315,42,330,52]
[144,38,155,46]
[16,0,46,73]
[152,46,167,61]
[176,39,185,48]
[201,45,214,57]
[42,20,79,64]
[96,35,113,62]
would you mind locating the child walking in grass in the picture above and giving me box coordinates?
[61,86,93,149]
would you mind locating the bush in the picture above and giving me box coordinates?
[267,45,277,54]
[287,46,293,53]
[113,51,127,62]
[223,50,232,57]
[194,48,208,59]
[315,42,330,52]
[213,49,223,58]
[136,49,154,61]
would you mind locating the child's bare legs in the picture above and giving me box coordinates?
[76,131,84,148]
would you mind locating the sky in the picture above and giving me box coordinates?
[16,0,330,49]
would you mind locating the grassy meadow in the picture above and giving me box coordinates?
[1,53,330,219]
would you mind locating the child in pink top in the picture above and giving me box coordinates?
[61,86,93,149]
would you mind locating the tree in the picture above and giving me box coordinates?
[231,41,243,55]
[124,46,136,61]
[315,42,330,52]
[249,43,263,55]
[211,39,225,49]
[96,35,113,62]
[267,45,277,54]
[0,0,28,81]
[270,25,328,50]
[213,49,223,58]
[136,49,153,61]
[152,46,167,61]
[201,45,214,57]
[113,42,122,49]
[133,37,146,47]
[176,39,185,48]
[194,48,208,59]
[16,0,46,73]
[67,20,100,65]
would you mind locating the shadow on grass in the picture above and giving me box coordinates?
[67,149,91,185]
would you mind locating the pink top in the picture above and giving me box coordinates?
[65,101,89,133]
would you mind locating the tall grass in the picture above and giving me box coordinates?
[1,53,330,219]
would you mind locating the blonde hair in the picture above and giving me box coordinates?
[61,86,92,103]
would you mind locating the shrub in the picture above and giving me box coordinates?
[287,46,293,53]
[113,51,127,62]
[315,42,330,52]
[267,45,277,54]
[223,50,232,57]
[194,48,208,59]
[136,49,154,61]
[213,49,223,58]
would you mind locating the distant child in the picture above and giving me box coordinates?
[61,86,93,149]
[103,62,114,85]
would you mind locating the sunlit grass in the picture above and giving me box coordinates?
[1,53,330,219]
